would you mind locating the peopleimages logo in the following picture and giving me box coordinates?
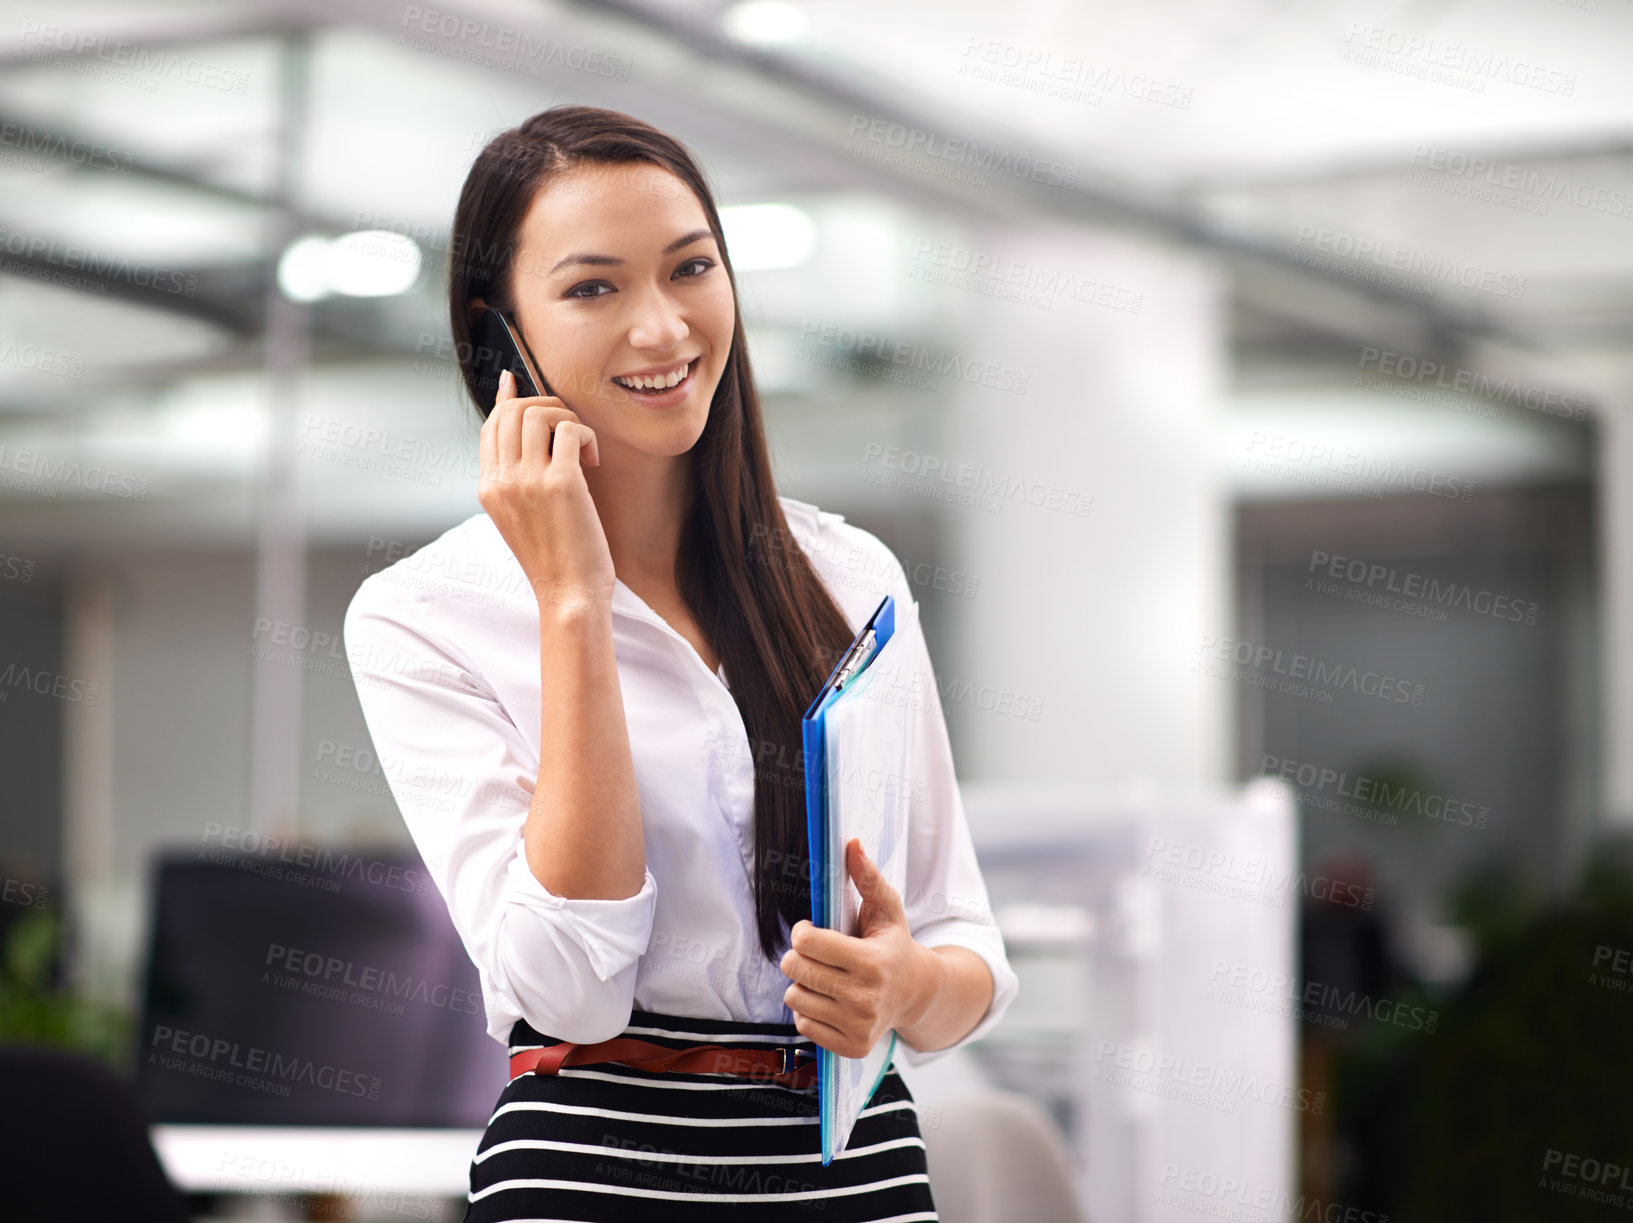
[1307,549,1540,627]
[798,321,1029,395]
[0,122,133,173]
[1196,634,1426,707]
[1357,346,1587,421]
[263,942,482,1017]
[910,239,1143,313]
[1542,1149,1633,1205]
[1589,944,1633,995]
[148,1024,382,1099]
[1158,1164,1389,1223]
[1262,754,1490,831]
[199,823,436,896]
[0,444,150,500]
[1294,225,1525,299]
[2,876,48,909]
[860,442,1091,517]
[845,115,1078,189]
[1143,836,1376,911]
[1207,958,1441,1033]
[1407,146,1632,219]
[1341,24,1577,96]
[0,340,85,379]
[18,21,250,93]
[0,227,198,296]
[959,37,1193,110]
[397,6,631,80]
[0,663,99,705]
[1092,1041,1324,1114]
[1242,432,1475,501]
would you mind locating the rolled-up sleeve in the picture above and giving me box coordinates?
[878,558,1020,1067]
[343,576,657,1046]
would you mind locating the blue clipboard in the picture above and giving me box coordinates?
[798,594,897,1164]
[801,594,895,934]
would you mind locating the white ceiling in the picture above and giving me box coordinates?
[0,0,1620,545]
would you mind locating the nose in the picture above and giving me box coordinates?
[624,280,690,353]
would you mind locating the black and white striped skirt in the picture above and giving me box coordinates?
[463,1009,938,1221]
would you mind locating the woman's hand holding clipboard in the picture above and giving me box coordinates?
[789,592,924,1162]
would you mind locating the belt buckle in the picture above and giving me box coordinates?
[779,1045,812,1075]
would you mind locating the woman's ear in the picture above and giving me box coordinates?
[466,296,488,327]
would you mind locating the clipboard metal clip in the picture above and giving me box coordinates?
[831,628,876,695]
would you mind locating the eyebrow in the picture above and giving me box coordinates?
[548,228,715,277]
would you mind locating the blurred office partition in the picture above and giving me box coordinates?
[962,780,1296,1223]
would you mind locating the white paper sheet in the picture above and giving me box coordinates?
[819,596,921,1160]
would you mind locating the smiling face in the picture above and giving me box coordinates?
[499,160,736,463]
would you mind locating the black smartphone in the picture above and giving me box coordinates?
[468,306,552,416]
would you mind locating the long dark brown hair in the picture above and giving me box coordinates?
[446,105,857,961]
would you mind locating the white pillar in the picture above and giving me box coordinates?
[942,222,1230,789]
[1601,385,1633,825]
[61,570,131,1007]
[248,35,311,838]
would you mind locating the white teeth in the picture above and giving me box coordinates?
[615,361,691,391]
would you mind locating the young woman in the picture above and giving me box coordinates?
[344,105,1017,1222]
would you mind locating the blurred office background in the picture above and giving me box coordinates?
[2,0,1631,1219]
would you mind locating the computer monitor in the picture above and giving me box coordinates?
[136,843,507,1126]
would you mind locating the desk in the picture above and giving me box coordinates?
[151,1125,481,1196]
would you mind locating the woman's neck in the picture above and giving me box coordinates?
[584,448,693,585]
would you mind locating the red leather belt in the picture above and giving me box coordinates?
[510,1036,818,1089]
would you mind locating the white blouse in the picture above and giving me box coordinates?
[342,494,1018,1066]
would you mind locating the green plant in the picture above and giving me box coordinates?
[0,907,134,1071]
[1339,843,1633,1221]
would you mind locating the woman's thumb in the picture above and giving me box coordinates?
[848,838,901,917]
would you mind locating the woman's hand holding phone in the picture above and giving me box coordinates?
[478,368,616,617]
[484,371,645,907]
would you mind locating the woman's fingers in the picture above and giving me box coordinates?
[520,402,553,470]
[478,368,508,483]
[790,1009,851,1055]
[549,412,599,467]
[781,947,854,996]
[495,398,523,481]
[787,920,859,970]
[489,395,596,478]
[474,358,617,617]
[546,420,587,475]
[783,981,848,1027]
